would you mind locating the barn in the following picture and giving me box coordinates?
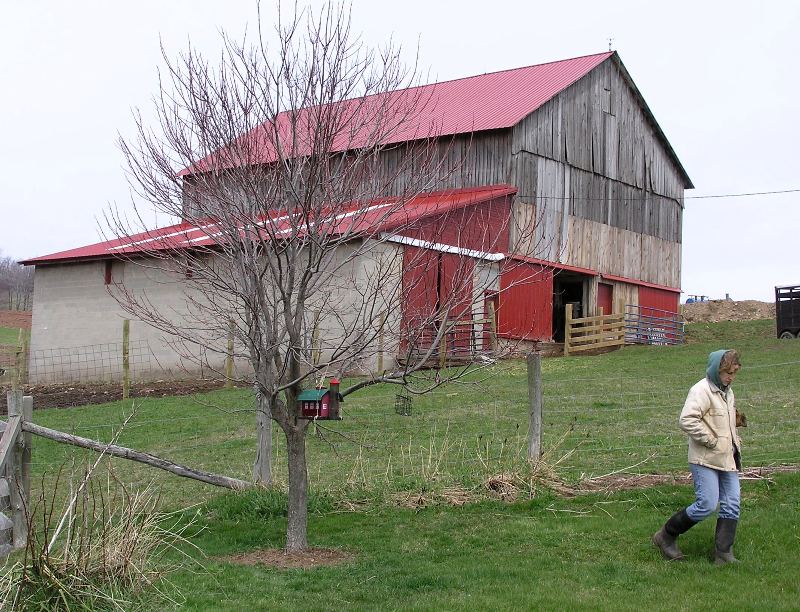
[23,51,691,381]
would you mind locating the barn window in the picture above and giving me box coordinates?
[602,87,615,116]
[104,260,113,285]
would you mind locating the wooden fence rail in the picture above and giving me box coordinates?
[0,390,251,559]
[564,304,626,356]
[0,392,32,555]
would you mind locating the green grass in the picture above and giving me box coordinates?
[27,318,800,511]
[14,319,800,609]
[163,473,800,611]
[0,326,22,344]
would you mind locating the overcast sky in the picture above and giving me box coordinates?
[1,1,797,301]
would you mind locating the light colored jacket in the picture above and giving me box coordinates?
[679,378,741,472]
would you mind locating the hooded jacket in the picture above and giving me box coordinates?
[678,350,741,471]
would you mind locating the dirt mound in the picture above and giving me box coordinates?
[682,300,774,323]
[0,310,31,329]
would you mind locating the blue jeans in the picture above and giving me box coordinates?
[685,463,740,521]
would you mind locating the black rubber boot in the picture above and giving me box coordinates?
[652,509,697,561]
[714,518,739,565]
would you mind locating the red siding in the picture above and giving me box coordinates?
[400,195,512,253]
[597,283,613,315]
[638,286,679,314]
[402,246,438,327]
[498,262,553,340]
[440,253,474,320]
[401,246,476,353]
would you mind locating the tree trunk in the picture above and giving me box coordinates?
[285,425,308,552]
[253,390,272,485]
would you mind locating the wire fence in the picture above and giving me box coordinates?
[22,357,800,502]
[24,340,155,384]
[293,369,800,489]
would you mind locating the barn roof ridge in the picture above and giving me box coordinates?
[395,50,614,91]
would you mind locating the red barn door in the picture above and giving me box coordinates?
[597,283,613,315]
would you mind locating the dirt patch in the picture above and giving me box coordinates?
[223,547,356,570]
[682,300,774,323]
[0,310,31,329]
[0,379,243,413]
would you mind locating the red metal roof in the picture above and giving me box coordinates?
[22,185,517,265]
[183,52,614,174]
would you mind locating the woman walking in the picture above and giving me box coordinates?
[652,349,743,563]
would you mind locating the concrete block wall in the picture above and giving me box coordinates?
[29,259,225,382]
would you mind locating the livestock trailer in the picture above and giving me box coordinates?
[775,284,800,339]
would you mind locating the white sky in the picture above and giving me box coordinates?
[1,1,797,302]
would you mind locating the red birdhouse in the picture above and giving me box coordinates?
[297,378,342,420]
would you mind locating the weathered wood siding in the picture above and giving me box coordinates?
[511,58,686,202]
[506,57,685,286]
[374,132,513,195]
[565,217,681,287]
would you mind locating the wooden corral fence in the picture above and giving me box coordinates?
[0,393,31,556]
[563,304,625,356]
[0,390,250,559]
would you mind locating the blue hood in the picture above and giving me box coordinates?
[706,349,729,390]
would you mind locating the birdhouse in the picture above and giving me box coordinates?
[298,378,342,420]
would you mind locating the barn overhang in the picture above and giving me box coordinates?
[600,273,681,294]
[21,185,517,267]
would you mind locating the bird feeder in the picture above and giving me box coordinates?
[298,378,342,420]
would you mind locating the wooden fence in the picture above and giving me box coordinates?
[0,390,250,559]
[0,393,32,556]
[563,304,625,356]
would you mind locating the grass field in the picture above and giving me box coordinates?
[8,319,800,609]
[165,473,800,610]
[0,326,21,344]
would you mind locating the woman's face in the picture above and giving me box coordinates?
[719,366,740,387]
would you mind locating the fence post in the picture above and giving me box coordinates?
[598,306,605,337]
[16,328,29,385]
[563,303,573,356]
[6,391,31,550]
[0,474,9,557]
[225,319,235,389]
[527,352,542,461]
[488,300,498,354]
[22,329,29,384]
[377,311,386,373]
[0,406,11,556]
[311,311,321,368]
[122,319,131,400]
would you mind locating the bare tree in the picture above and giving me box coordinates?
[109,3,541,551]
[0,253,34,311]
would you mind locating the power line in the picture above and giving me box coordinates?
[685,188,800,199]
[516,187,799,203]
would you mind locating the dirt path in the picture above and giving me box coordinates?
[0,310,31,329]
